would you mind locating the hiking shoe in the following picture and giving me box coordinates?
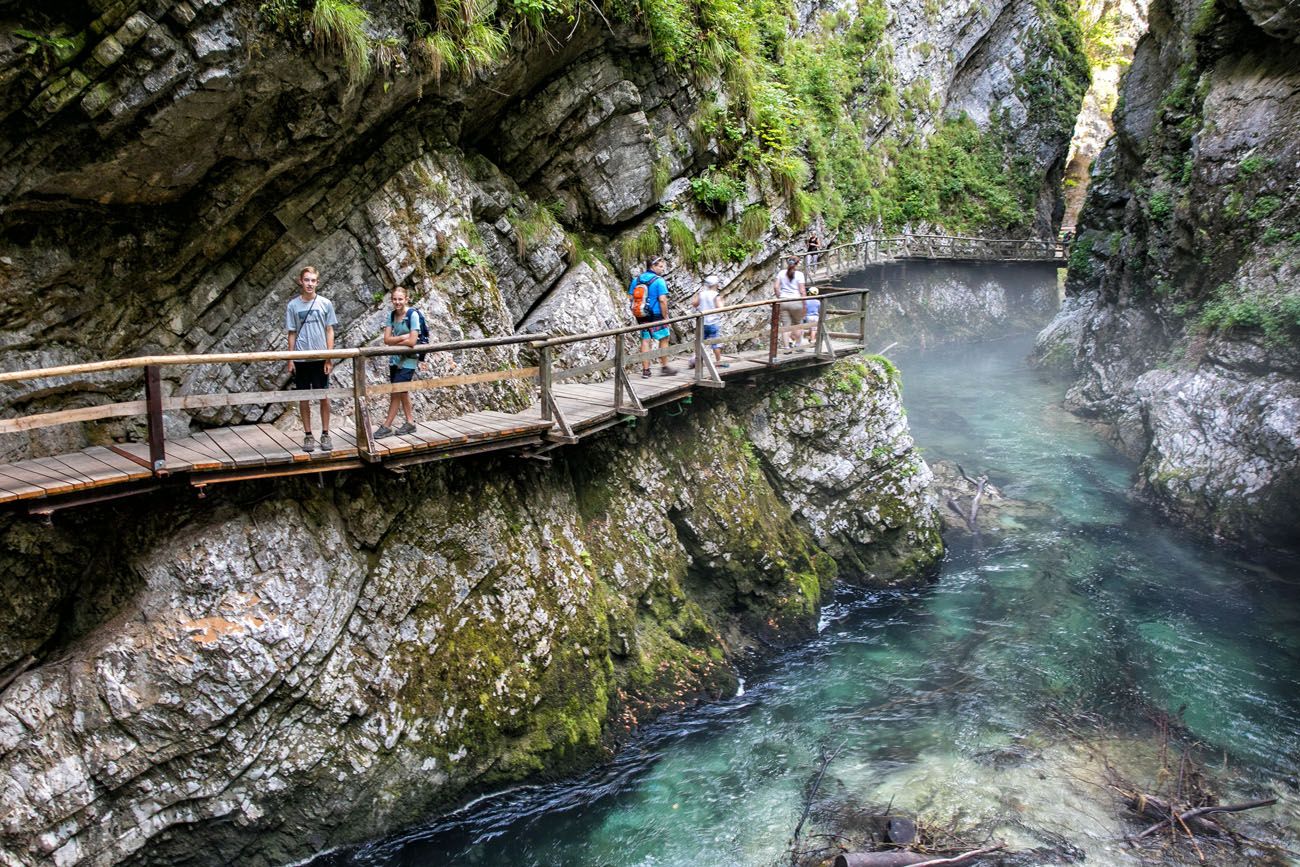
[396,421,417,436]
[372,424,394,439]
[660,365,677,376]
[318,433,333,452]
[303,433,316,453]
[641,368,652,378]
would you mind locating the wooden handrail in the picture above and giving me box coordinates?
[0,333,545,385]
[534,288,870,348]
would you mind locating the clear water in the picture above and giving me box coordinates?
[314,291,1300,866]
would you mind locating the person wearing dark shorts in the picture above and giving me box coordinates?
[373,287,424,439]
[285,266,338,453]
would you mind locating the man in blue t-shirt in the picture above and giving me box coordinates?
[373,286,425,439]
[628,255,675,378]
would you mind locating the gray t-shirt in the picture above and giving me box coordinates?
[285,295,338,354]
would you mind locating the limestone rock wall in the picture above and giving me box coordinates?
[0,0,1086,463]
[1032,0,1300,548]
[0,358,940,867]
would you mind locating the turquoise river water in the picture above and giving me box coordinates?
[313,274,1300,867]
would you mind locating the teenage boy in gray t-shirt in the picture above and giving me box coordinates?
[285,266,338,453]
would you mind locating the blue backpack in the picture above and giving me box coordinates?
[392,308,431,360]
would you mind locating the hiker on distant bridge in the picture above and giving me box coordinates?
[774,256,807,352]
[373,286,425,440]
[806,232,822,272]
[285,266,338,453]
[629,255,675,378]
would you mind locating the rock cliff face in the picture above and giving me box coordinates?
[0,357,940,867]
[1033,0,1300,548]
[0,0,1086,466]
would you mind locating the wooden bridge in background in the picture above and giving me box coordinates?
[0,290,873,516]
[796,233,1067,280]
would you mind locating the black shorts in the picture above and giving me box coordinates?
[293,360,329,391]
[389,365,416,383]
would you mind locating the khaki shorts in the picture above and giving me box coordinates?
[781,300,805,326]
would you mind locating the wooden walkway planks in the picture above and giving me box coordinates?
[0,340,863,508]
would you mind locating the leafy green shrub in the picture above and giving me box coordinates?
[1148,190,1172,223]
[451,246,489,270]
[1245,195,1280,221]
[1067,232,1095,280]
[701,224,760,263]
[690,171,746,215]
[1199,282,1300,343]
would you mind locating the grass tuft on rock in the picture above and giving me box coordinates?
[311,0,373,80]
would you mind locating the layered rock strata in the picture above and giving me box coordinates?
[0,357,941,867]
[1033,0,1300,547]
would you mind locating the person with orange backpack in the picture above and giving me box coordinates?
[628,255,675,378]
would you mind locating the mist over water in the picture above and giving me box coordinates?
[311,267,1300,867]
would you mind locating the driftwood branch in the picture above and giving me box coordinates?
[1131,797,1278,842]
[790,743,842,865]
[835,843,1003,867]
[911,845,1005,867]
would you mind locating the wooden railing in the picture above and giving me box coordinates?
[792,233,1066,279]
[0,289,872,472]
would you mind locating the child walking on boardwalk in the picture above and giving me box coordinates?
[690,275,730,369]
[373,287,424,439]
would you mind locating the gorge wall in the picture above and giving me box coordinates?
[1033,0,1300,549]
[0,0,1087,468]
[0,358,941,867]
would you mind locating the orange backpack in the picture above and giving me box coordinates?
[629,274,655,320]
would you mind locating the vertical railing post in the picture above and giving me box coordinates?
[768,300,780,364]
[539,343,553,422]
[143,364,167,476]
[613,335,624,411]
[693,312,705,384]
[858,290,868,348]
[352,355,377,461]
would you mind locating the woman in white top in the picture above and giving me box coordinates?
[774,257,807,350]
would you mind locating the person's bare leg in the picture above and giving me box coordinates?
[298,400,312,433]
[384,397,400,427]
[641,336,652,373]
[659,336,671,368]
[320,399,331,433]
[400,393,414,423]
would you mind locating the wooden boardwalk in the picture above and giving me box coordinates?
[0,332,862,513]
[0,228,1068,516]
